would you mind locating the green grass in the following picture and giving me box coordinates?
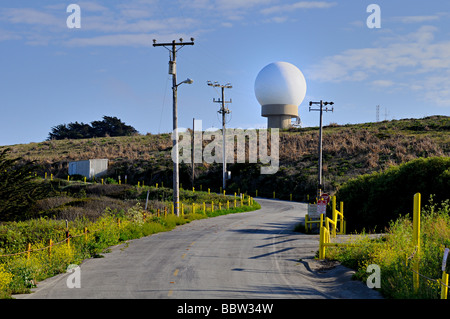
[325,197,450,299]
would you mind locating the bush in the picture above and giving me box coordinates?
[326,198,450,299]
[336,157,450,232]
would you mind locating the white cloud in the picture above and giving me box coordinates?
[309,25,450,107]
[261,1,337,15]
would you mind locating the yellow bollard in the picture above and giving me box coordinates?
[27,243,31,260]
[413,193,421,293]
[234,199,236,208]
[84,227,88,242]
[192,203,195,214]
[101,178,104,185]
[441,271,449,299]
[181,203,184,216]
[219,202,221,210]
[203,202,206,214]
[273,191,275,199]
[48,239,53,259]
[156,183,158,189]
[208,188,210,194]
[45,172,47,179]
[67,175,70,182]
[227,201,229,210]
[193,187,195,192]
[211,201,214,212]
[138,181,140,187]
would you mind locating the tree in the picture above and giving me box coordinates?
[91,116,138,137]
[48,116,138,140]
[0,149,46,221]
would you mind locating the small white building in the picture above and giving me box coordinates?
[68,159,108,179]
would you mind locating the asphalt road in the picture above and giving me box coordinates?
[15,198,381,299]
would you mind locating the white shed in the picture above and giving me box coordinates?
[68,159,108,179]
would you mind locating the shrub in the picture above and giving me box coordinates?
[336,157,450,232]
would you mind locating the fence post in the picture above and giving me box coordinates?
[48,239,53,259]
[27,243,31,260]
[413,192,421,293]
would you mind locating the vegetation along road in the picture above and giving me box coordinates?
[15,198,381,299]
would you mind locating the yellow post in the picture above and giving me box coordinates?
[219,202,221,210]
[138,181,140,187]
[181,203,184,217]
[203,202,206,214]
[26,243,31,260]
[211,201,214,212]
[84,227,88,242]
[156,183,158,189]
[67,175,70,182]
[193,187,195,192]
[319,214,325,259]
[234,199,236,208]
[223,190,226,196]
[247,196,250,206]
[208,188,210,194]
[273,191,275,199]
[101,178,104,185]
[413,192,421,293]
[48,239,53,259]
[441,271,448,299]
[192,203,195,214]
[305,215,309,233]
[171,203,174,215]
[227,201,229,210]
[84,177,87,184]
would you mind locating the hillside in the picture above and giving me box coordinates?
[2,115,449,201]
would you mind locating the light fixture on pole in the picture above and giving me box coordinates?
[309,100,334,198]
[153,38,194,216]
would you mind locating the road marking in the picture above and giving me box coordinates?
[189,241,196,246]
[173,269,179,277]
[168,290,173,297]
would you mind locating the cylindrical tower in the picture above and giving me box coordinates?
[254,62,307,129]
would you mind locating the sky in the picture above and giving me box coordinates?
[0,0,449,146]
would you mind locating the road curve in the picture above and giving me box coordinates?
[16,198,381,299]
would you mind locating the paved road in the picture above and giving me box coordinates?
[16,198,381,299]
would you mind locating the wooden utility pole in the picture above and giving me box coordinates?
[309,100,334,198]
[153,38,194,216]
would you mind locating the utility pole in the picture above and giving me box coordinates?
[153,38,194,216]
[207,81,232,190]
[309,100,334,198]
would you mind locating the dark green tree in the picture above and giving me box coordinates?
[48,116,137,140]
[0,149,46,221]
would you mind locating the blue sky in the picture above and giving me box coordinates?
[0,0,449,146]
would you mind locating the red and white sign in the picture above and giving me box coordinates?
[320,193,330,204]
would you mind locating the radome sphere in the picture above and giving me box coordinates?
[254,61,307,106]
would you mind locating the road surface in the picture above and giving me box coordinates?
[16,198,381,299]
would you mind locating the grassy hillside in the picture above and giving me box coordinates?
[2,115,449,201]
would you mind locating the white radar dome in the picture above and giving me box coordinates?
[254,61,307,106]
